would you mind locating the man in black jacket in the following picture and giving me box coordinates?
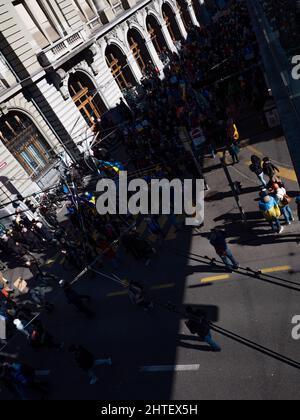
[249,155,267,187]
[262,157,280,181]
[185,307,221,352]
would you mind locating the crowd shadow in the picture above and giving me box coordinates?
[205,187,260,202]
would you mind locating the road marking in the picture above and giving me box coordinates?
[201,274,230,284]
[140,364,200,373]
[150,283,175,290]
[260,265,291,274]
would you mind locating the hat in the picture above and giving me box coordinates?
[263,196,271,203]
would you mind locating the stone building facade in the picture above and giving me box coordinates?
[0,0,209,221]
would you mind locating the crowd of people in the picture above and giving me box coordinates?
[0,0,298,399]
[260,0,300,55]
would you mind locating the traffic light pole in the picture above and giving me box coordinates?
[220,157,248,225]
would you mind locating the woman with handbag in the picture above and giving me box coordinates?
[273,184,294,225]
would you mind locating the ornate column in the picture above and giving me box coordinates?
[186,0,200,26]
[144,33,164,76]
[174,9,188,39]
[160,22,178,53]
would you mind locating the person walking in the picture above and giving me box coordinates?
[249,155,267,187]
[61,282,95,319]
[262,157,280,181]
[68,345,112,385]
[128,281,153,311]
[228,142,240,164]
[259,194,283,234]
[209,228,239,271]
[273,183,294,225]
[28,320,63,350]
[185,307,221,352]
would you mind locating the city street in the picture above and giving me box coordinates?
[1,0,300,402]
[1,130,299,401]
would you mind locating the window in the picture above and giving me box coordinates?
[14,0,60,49]
[106,53,129,90]
[129,37,146,72]
[0,112,54,178]
[73,0,96,22]
[69,72,107,129]
[147,23,162,54]
[163,11,176,41]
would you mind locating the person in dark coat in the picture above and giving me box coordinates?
[209,228,239,271]
[61,282,95,319]
[185,307,221,352]
[249,155,267,187]
[263,157,280,180]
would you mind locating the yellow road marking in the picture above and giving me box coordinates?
[201,274,230,284]
[260,265,291,274]
[151,283,175,290]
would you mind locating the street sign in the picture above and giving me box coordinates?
[190,128,206,149]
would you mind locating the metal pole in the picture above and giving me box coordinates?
[220,157,247,224]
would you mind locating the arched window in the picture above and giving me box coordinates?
[127,28,154,73]
[0,111,54,178]
[162,3,183,41]
[146,15,170,54]
[105,44,137,90]
[176,0,192,29]
[68,71,107,129]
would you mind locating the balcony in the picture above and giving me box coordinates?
[38,29,88,66]
[37,0,148,68]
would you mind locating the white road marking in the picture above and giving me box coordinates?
[140,364,200,373]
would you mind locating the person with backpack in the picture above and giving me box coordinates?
[259,194,283,234]
[249,155,267,187]
[263,157,280,180]
[185,307,221,352]
[272,183,294,225]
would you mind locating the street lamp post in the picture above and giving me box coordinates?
[220,157,248,225]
